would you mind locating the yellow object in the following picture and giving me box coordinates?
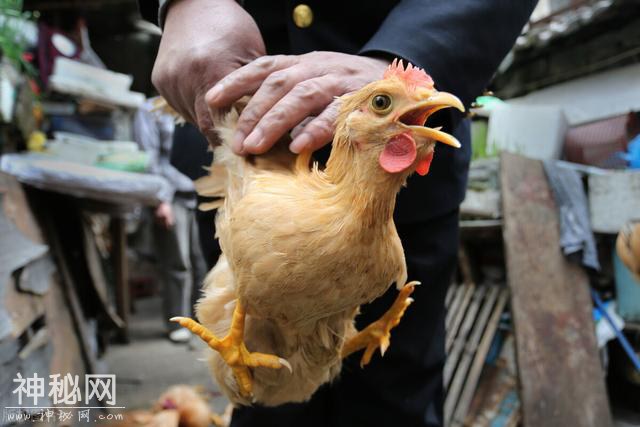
[171,302,291,398]
[189,60,464,406]
[292,4,313,28]
[617,222,640,282]
[27,131,46,152]
[341,282,417,366]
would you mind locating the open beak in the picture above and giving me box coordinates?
[397,91,465,148]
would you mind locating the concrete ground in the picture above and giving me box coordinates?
[102,296,229,415]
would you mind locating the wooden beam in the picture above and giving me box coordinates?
[500,152,612,427]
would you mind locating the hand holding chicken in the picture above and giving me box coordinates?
[171,60,464,406]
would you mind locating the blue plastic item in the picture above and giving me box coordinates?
[622,134,640,169]
[591,289,640,373]
[614,248,640,322]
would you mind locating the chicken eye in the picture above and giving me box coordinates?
[371,94,392,113]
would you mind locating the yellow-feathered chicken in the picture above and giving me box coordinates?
[171,60,464,406]
[617,221,640,282]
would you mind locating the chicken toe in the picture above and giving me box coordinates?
[341,281,417,367]
[171,301,291,397]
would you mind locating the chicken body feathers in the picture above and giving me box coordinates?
[194,102,407,406]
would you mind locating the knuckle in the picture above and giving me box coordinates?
[238,108,262,130]
[266,107,288,125]
[255,55,277,70]
[189,51,211,75]
[264,70,289,90]
[294,80,324,101]
[308,119,334,137]
[151,62,171,92]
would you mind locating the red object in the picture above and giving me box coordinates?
[564,113,640,167]
[37,21,82,87]
[384,59,434,90]
[416,151,434,176]
[379,133,417,173]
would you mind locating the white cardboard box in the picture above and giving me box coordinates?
[487,104,568,160]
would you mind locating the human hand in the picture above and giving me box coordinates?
[155,202,175,229]
[205,52,390,155]
[151,0,265,143]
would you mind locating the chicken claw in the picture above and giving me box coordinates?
[171,302,291,397]
[341,281,418,367]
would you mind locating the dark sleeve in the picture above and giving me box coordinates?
[138,0,170,27]
[359,0,537,107]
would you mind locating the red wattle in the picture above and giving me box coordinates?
[416,151,434,176]
[379,133,417,173]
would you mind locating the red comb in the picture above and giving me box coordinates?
[383,59,434,90]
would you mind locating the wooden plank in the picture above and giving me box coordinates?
[3,276,45,337]
[82,218,125,329]
[111,216,130,342]
[446,283,455,308]
[445,286,499,424]
[451,288,509,427]
[444,286,487,386]
[500,152,612,427]
[446,284,467,328]
[40,212,99,376]
[446,283,476,353]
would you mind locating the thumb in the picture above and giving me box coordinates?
[194,93,220,147]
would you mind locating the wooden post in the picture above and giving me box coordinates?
[111,216,129,342]
[500,152,612,427]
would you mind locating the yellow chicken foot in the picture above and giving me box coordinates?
[171,302,291,397]
[341,281,418,367]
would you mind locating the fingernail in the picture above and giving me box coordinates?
[232,131,245,153]
[290,133,312,154]
[243,129,263,149]
[207,85,223,104]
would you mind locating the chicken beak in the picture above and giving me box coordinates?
[410,125,462,148]
[399,91,465,148]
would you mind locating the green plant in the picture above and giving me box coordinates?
[0,0,37,77]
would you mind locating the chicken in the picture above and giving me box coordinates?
[154,386,214,427]
[617,221,640,282]
[171,59,464,406]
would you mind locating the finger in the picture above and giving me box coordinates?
[205,55,297,108]
[290,116,315,140]
[231,66,318,153]
[241,76,337,154]
[289,99,339,153]
[194,92,220,146]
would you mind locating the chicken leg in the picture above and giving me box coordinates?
[171,301,291,397]
[341,281,417,367]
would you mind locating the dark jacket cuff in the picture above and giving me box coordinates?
[359,0,537,107]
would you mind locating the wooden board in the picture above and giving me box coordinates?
[500,153,612,427]
[444,286,487,386]
[451,288,509,427]
[445,286,499,424]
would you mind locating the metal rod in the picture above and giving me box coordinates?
[591,289,640,372]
